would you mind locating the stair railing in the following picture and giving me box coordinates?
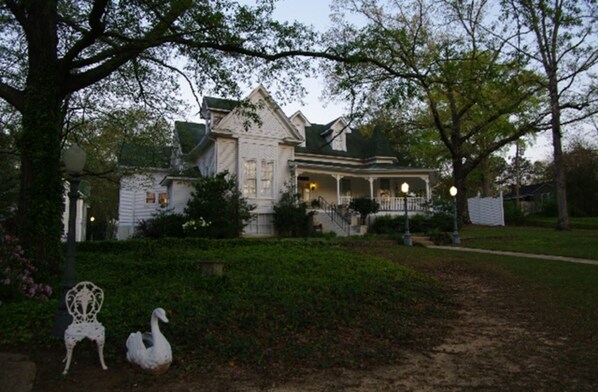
[317,196,351,235]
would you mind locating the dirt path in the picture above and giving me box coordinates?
[30,255,596,391]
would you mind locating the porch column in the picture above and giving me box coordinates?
[368,177,374,199]
[334,174,343,205]
[425,176,431,200]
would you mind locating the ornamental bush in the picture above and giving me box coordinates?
[134,208,187,239]
[349,197,380,225]
[0,226,52,304]
[184,171,255,238]
[273,185,309,237]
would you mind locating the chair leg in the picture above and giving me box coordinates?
[62,342,75,375]
[97,337,108,370]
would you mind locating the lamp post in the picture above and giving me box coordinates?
[450,186,461,245]
[53,144,86,338]
[401,182,412,246]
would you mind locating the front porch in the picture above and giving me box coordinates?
[296,171,432,212]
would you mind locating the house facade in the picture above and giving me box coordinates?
[117,85,436,238]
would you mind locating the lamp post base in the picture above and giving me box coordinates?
[452,232,461,245]
[404,234,412,246]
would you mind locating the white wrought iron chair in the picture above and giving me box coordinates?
[62,281,108,375]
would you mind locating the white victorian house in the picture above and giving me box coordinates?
[117,85,436,238]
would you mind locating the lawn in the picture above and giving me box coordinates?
[0,238,452,375]
[371,244,598,338]
[524,215,598,230]
[458,224,598,260]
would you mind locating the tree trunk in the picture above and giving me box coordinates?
[453,158,470,224]
[548,78,570,230]
[16,0,65,276]
[17,89,65,277]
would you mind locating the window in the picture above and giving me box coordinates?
[158,192,169,207]
[260,160,274,196]
[332,131,343,150]
[146,192,156,204]
[243,159,257,197]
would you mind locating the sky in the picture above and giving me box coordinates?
[180,0,345,125]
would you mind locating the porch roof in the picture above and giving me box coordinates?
[294,159,434,176]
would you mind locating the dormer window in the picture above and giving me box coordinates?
[332,131,344,151]
[322,118,351,152]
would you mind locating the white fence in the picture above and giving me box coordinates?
[468,192,505,226]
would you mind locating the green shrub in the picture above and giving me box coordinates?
[349,197,380,225]
[273,185,309,237]
[185,171,255,238]
[428,229,452,245]
[503,201,527,226]
[540,199,558,217]
[371,215,401,234]
[134,208,187,239]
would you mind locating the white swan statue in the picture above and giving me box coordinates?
[126,307,172,374]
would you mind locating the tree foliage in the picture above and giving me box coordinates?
[0,0,330,276]
[184,171,255,239]
[273,184,309,237]
[500,0,598,229]
[349,197,380,225]
[324,0,546,222]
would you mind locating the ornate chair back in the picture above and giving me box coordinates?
[66,281,104,324]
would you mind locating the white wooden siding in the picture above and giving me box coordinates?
[217,139,237,175]
[117,172,169,239]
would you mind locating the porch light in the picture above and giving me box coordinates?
[401,182,412,246]
[309,182,317,191]
[401,182,409,194]
[449,186,460,245]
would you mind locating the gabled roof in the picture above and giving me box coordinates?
[203,97,239,112]
[296,124,396,159]
[209,85,304,143]
[175,121,207,154]
[289,111,312,126]
[118,144,172,169]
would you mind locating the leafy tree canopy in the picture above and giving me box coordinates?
[324,0,546,222]
[0,0,333,275]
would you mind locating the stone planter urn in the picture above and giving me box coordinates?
[201,260,225,276]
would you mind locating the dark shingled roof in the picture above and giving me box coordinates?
[296,124,397,159]
[204,96,239,112]
[118,144,172,169]
[175,121,206,154]
[504,182,554,199]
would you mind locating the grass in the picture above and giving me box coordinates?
[361,244,598,340]
[0,238,451,374]
[458,224,598,260]
[524,215,598,230]
[2,233,596,384]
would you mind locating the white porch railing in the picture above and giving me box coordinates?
[339,196,428,212]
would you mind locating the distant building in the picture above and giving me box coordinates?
[504,182,555,214]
